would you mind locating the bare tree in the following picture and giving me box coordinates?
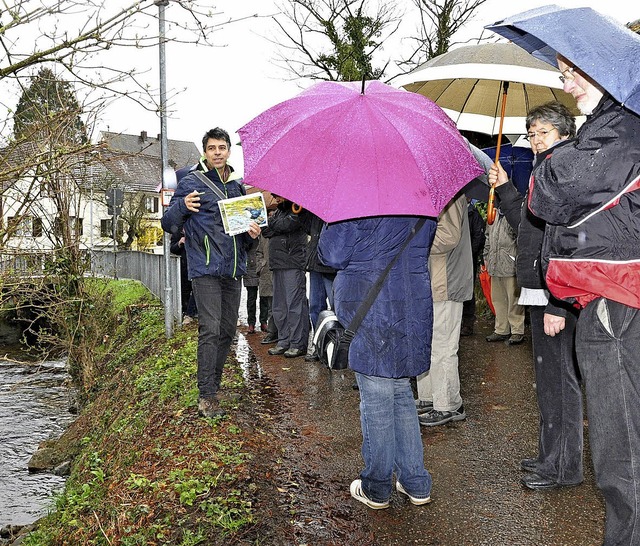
[272,0,401,81]
[0,1,263,148]
[400,0,489,69]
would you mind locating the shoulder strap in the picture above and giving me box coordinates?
[344,218,427,339]
[193,171,226,201]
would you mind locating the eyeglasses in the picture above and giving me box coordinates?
[525,128,556,141]
[559,67,576,84]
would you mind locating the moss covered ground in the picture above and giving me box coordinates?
[23,279,292,546]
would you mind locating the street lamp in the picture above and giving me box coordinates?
[156,0,174,338]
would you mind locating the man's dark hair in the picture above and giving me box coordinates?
[202,127,231,150]
[526,101,577,138]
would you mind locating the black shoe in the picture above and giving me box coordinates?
[304,351,320,362]
[486,332,510,342]
[520,458,538,472]
[460,325,474,336]
[415,399,434,414]
[284,348,305,358]
[460,318,474,336]
[520,472,559,490]
[268,346,287,356]
[261,334,278,345]
[419,404,466,427]
[506,334,525,345]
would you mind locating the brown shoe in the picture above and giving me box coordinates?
[198,397,225,418]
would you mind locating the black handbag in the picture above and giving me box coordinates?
[313,309,352,370]
[312,218,426,370]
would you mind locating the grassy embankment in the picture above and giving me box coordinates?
[24,278,274,546]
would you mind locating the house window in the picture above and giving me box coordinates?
[144,196,159,213]
[33,217,43,237]
[100,219,124,239]
[54,217,84,237]
[8,216,42,237]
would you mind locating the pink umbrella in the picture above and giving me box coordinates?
[238,80,484,223]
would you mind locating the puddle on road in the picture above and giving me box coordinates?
[235,333,263,383]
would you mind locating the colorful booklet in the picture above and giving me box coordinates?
[218,192,268,236]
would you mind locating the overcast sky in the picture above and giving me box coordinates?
[99,0,639,174]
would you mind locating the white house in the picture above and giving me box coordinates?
[0,131,200,255]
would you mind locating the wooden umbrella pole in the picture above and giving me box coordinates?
[487,81,510,225]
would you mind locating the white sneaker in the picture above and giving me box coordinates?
[349,479,389,510]
[396,481,432,506]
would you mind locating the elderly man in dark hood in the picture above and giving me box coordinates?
[488,8,640,544]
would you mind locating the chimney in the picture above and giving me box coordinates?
[157,134,161,141]
[140,130,147,142]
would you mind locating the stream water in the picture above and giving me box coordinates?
[0,323,75,527]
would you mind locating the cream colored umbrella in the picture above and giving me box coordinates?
[394,42,580,136]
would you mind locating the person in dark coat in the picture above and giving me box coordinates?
[161,127,261,418]
[302,211,336,361]
[490,101,582,491]
[460,198,485,336]
[526,54,640,544]
[261,196,309,358]
[255,235,273,333]
[170,229,197,324]
[318,216,436,510]
[242,240,260,334]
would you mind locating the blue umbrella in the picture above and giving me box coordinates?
[486,4,640,115]
[483,143,533,197]
[462,143,533,202]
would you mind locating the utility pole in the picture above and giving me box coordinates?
[156,0,174,338]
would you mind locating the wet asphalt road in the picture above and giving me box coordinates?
[239,313,605,546]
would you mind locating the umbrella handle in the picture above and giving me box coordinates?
[487,184,497,224]
[487,82,509,226]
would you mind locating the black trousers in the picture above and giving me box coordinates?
[577,298,640,545]
[529,305,583,485]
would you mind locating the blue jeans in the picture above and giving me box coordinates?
[577,298,640,545]
[355,372,432,503]
[309,271,334,329]
[192,276,241,398]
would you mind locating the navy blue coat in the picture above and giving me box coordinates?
[161,166,255,280]
[318,216,436,378]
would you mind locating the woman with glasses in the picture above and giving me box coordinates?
[489,101,583,491]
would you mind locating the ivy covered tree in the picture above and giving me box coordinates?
[273,0,399,81]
